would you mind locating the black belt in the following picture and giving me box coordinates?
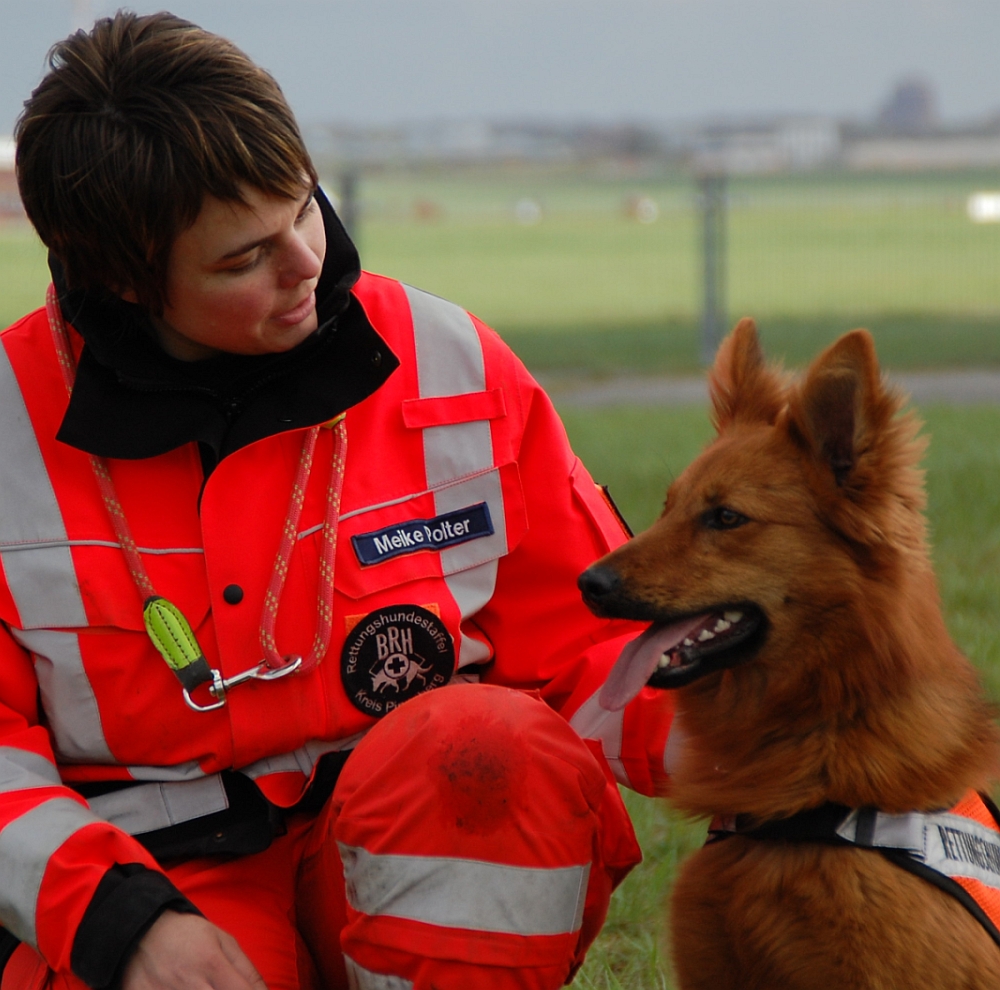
[72,750,352,862]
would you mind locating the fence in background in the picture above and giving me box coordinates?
[3,165,1000,368]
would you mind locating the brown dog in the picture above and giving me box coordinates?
[579,320,1000,989]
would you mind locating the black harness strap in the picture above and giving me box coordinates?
[710,796,1000,952]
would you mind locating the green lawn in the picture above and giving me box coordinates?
[354,169,1000,371]
[355,171,1000,326]
[0,225,48,331]
[564,402,1000,988]
[500,311,1000,377]
[3,168,1000,369]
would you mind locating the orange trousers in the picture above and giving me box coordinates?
[4,685,641,990]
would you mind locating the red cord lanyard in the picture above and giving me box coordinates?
[46,284,347,710]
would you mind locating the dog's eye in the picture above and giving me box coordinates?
[702,506,750,530]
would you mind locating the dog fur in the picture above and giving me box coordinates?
[582,320,1000,989]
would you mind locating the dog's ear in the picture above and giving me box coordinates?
[709,318,785,430]
[790,329,880,487]
[788,329,926,545]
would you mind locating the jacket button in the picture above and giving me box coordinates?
[222,584,244,605]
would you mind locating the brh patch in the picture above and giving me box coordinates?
[341,605,455,717]
[351,502,494,566]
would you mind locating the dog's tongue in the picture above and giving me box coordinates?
[599,616,709,711]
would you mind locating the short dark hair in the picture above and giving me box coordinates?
[15,11,318,312]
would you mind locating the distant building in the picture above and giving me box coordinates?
[877,78,937,135]
[683,117,842,175]
[306,120,667,169]
[843,133,1000,170]
[307,103,1000,177]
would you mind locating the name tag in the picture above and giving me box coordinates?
[352,502,494,566]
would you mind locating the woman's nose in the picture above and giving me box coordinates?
[278,232,323,287]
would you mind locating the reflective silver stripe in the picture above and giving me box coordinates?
[0,735,366,838]
[339,843,590,936]
[426,421,492,489]
[437,470,507,576]
[837,808,936,854]
[568,689,631,788]
[405,284,487,413]
[88,775,228,835]
[0,797,101,946]
[445,560,497,667]
[437,473,505,669]
[127,761,206,782]
[0,748,61,793]
[0,344,86,629]
[86,737,366,833]
[241,734,364,780]
[345,958,413,990]
[404,285,502,668]
[405,284,492,483]
[837,808,1000,891]
[11,628,113,763]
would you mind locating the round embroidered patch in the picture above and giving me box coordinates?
[341,605,455,717]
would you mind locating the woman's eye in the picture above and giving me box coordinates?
[224,252,261,274]
[295,193,317,224]
[702,506,750,530]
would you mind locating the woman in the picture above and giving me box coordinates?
[0,12,675,990]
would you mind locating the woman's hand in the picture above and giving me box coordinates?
[122,911,268,990]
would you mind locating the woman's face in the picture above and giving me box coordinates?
[152,185,327,360]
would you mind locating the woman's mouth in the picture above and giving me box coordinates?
[273,291,316,327]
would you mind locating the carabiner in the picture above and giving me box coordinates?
[182,655,303,712]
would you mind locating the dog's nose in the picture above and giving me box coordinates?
[578,565,621,601]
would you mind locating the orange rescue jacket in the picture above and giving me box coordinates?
[0,273,675,974]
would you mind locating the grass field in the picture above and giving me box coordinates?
[563,401,1000,988]
[0,225,48,332]
[360,169,1000,372]
[3,168,999,370]
[356,170,1000,326]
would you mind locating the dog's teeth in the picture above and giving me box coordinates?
[658,653,670,669]
[714,619,731,633]
[698,629,715,642]
[682,638,694,647]
[724,611,743,623]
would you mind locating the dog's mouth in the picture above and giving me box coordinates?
[612,602,767,688]
[642,603,766,688]
[597,602,767,710]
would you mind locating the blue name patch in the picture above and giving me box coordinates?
[352,502,494,566]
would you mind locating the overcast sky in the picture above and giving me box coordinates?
[1,0,998,136]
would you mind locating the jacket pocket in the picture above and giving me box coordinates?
[334,461,526,600]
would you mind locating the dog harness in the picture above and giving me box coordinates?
[709,790,1000,949]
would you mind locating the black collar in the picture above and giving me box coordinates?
[707,803,854,845]
[54,188,398,463]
